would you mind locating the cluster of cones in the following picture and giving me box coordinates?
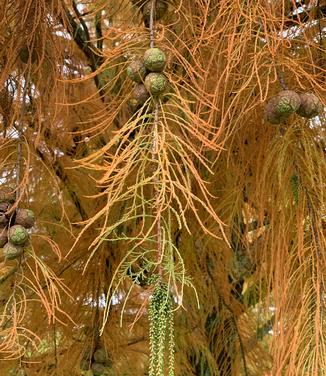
[127,47,168,112]
[0,189,35,260]
[80,346,112,375]
[265,90,323,124]
[128,0,169,112]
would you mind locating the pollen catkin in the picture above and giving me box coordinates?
[148,283,174,376]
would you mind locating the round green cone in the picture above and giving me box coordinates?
[3,242,23,260]
[144,48,166,72]
[8,225,29,246]
[145,73,167,96]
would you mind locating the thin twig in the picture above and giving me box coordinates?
[149,0,156,49]
[148,1,162,278]
[53,323,58,375]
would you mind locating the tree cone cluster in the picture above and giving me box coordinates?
[0,190,35,260]
[127,48,167,111]
[265,90,323,124]
[80,346,112,375]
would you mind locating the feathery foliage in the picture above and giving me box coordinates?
[0,0,325,375]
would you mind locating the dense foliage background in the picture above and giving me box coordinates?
[0,1,325,375]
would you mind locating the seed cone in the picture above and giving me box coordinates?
[0,202,11,213]
[143,48,166,72]
[91,362,106,375]
[0,188,15,204]
[3,242,23,260]
[0,214,8,226]
[129,84,150,110]
[15,209,35,229]
[265,90,301,124]
[0,228,8,248]
[145,73,167,96]
[93,348,112,366]
[93,348,107,364]
[8,225,29,246]
[296,93,323,118]
[142,0,168,22]
[127,58,147,83]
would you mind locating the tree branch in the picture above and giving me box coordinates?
[284,5,326,28]
[72,0,91,43]
[35,148,88,221]
[95,11,103,51]
[58,1,105,97]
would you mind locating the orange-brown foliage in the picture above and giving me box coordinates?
[0,0,325,375]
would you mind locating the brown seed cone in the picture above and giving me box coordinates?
[0,214,8,226]
[129,84,150,111]
[15,209,35,229]
[91,362,106,375]
[0,188,15,204]
[127,58,147,83]
[297,93,323,118]
[0,202,11,213]
[8,225,29,246]
[3,242,23,260]
[265,90,301,124]
[93,348,112,366]
[265,97,283,124]
[0,228,8,248]
[93,348,107,364]
[142,0,168,22]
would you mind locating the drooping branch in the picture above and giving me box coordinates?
[35,147,88,221]
[58,1,105,96]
